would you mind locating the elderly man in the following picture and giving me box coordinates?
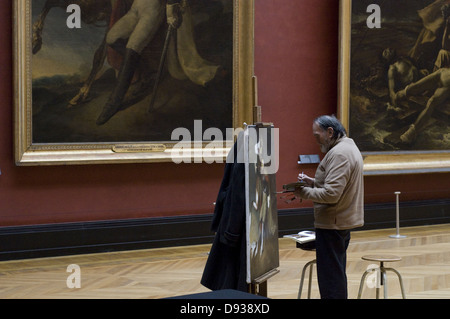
[295,115,364,299]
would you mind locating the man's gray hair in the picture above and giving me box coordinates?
[314,115,347,139]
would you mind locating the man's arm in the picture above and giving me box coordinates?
[297,155,350,204]
[388,65,398,105]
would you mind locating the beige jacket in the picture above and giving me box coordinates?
[299,137,364,230]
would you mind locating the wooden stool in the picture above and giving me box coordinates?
[297,259,316,299]
[357,255,406,299]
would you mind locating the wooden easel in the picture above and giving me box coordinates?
[246,76,279,297]
[248,269,280,297]
[252,75,261,124]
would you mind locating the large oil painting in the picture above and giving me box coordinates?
[14,0,254,165]
[339,0,450,174]
[245,124,279,284]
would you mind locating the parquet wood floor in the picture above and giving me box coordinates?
[0,224,449,299]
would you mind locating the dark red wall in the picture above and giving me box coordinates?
[0,0,448,227]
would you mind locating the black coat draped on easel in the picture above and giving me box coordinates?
[201,137,247,292]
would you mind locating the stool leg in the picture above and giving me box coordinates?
[307,262,314,299]
[375,267,383,299]
[357,269,373,299]
[381,268,388,299]
[298,265,307,299]
[385,267,406,299]
[375,270,380,299]
[298,260,315,299]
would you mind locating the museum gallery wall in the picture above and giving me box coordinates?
[0,1,448,258]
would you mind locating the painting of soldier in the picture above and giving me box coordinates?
[31,0,233,143]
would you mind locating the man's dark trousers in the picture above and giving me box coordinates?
[315,228,351,299]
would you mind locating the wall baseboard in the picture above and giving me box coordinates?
[1,199,449,261]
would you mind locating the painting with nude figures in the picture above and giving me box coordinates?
[345,0,450,152]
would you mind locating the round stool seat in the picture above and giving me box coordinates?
[361,255,402,263]
[358,254,406,299]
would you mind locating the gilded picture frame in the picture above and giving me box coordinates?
[339,0,450,175]
[14,0,254,165]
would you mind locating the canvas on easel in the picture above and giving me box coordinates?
[244,123,279,285]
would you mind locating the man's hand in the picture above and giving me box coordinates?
[298,172,314,187]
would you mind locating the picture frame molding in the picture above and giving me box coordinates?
[13,0,255,166]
